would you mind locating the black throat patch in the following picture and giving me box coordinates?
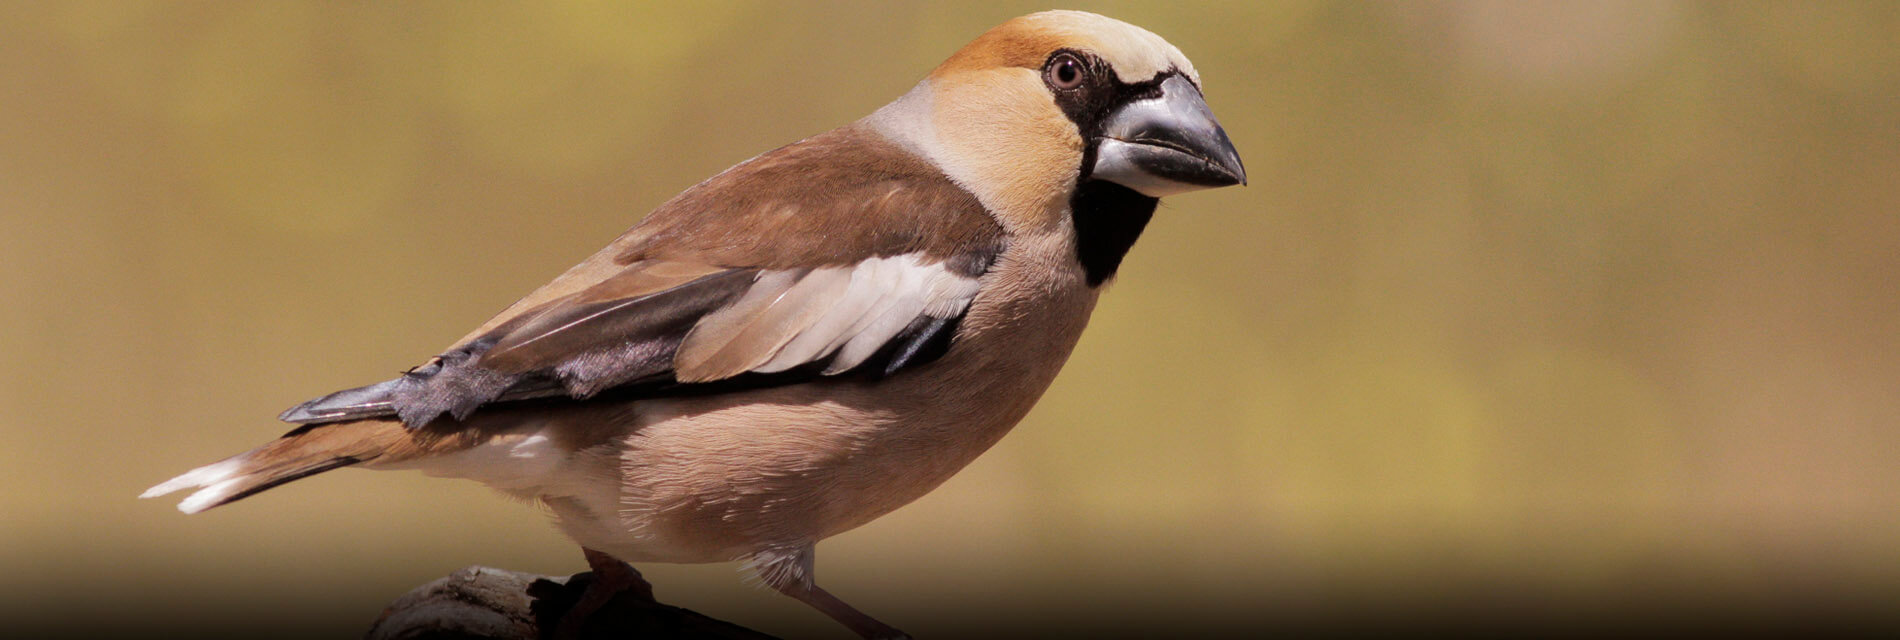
[1070,181,1159,287]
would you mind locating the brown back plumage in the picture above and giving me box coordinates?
[617,124,1002,270]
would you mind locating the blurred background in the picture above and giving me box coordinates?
[3,0,1897,637]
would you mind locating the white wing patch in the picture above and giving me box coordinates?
[678,253,979,381]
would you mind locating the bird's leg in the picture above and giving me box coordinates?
[753,546,910,640]
[774,584,910,640]
[554,547,656,638]
[582,546,656,601]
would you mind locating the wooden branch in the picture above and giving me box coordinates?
[366,566,781,640]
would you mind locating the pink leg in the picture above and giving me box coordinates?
[771,581,910,639]
[756,546,909,640]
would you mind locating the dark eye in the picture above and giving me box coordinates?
[1045,53,1086,90]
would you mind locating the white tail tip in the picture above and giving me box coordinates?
[141,459,244,513]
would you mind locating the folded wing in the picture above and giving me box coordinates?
[279,123,1004,428]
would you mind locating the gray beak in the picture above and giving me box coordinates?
[1089,75,1247,198]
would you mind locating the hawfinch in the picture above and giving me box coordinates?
[145,10,1244,639]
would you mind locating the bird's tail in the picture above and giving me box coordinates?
[141,420,409,514]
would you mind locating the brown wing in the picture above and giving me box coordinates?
[280,124,1006,428]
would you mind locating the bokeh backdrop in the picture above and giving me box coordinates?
[3,1,1897,637]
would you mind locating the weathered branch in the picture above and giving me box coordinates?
[366,566,780,640]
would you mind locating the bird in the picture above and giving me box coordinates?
[144,10,1244,639]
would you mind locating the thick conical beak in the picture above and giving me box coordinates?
[1089,75,1246,198]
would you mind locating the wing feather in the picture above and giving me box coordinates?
[756,259,902,373]
[676,267,853,382]
[280,123,1006,429]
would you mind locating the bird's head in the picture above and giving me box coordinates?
[891,10,1245,232]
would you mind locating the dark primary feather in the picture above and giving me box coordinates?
[477,268,761,386]
[283,268,759,427]
[280,124,1005,429]
[279,267,980,429]
[878,314,962,378]
[277,378,403,424]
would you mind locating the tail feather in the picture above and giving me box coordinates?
[143,420,408,514]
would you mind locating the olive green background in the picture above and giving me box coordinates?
[3,1,1896,637]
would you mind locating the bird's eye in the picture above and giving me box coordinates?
[1046,54,1086,90]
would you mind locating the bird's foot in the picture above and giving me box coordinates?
[581,547,656,602]
[552,548,657,639]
